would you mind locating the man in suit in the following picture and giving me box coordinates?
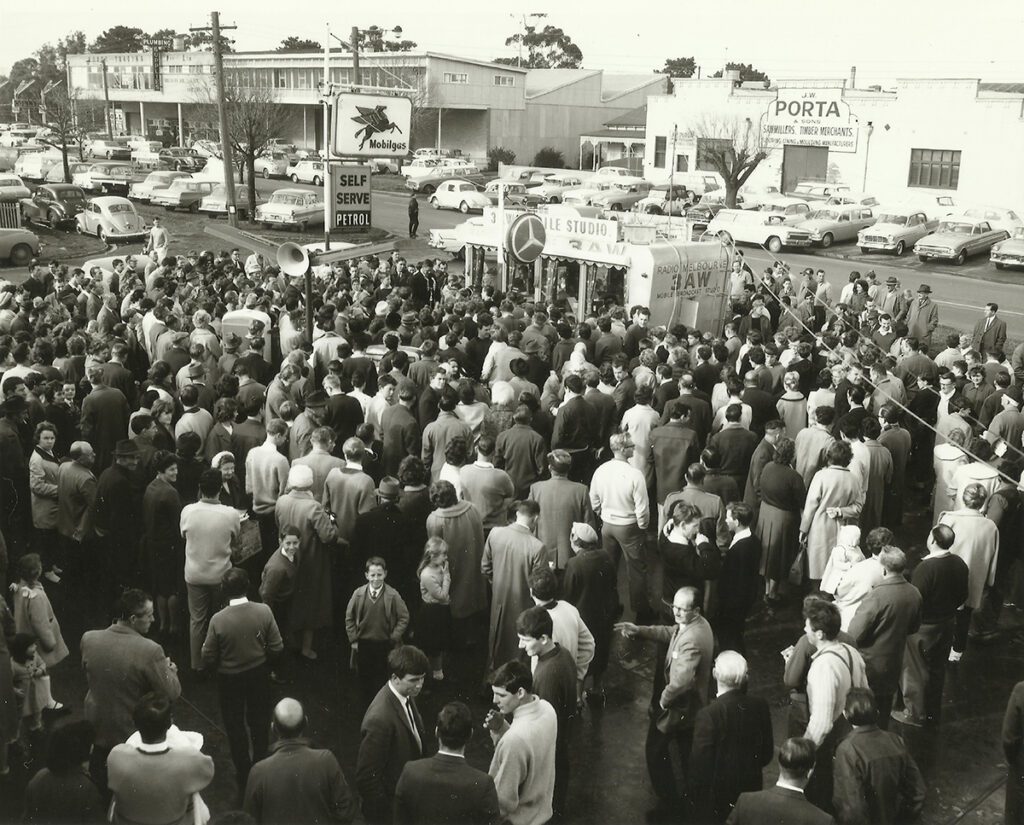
[356,645,431,825]
[615,586,715,823]
[244,698,357,824]
[726,737,834,825]
[551,373,597,484]
[81,589,182,793]
[972,302,1008,357]
[740,371,777,439]
[528,450,596,571]
[394,701,499,825]
[717,503,763,655]
[81,364,130,472]
[661,375,712,448]
[381,384,421,478]
[650,403,700,511]
[709,404,759,491]
[690,651,773,824]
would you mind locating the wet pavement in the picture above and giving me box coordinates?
[2,481,1021,824]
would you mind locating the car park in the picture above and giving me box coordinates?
[524,173,587,204]
[563,178,640,207]
[75,196,147,243]
[429,179,490,213]
[0,174,31,200]
[13,150,62,181]
[784,181,850,201]
[799,204,877,247]
[405,167,487,195]
[705,197,813,253]
[857,210,939,256]
[89,138,132,160]
[199,184,262,219]
[914,216,1010,265]
[0,226,41,266]
[288,160,327,186]
[150,178,218,212]
[990,227,1024,270]
[635,184,696,216]
[19,184,87,227]
[73,162,134,194]
[590,179,655,211]
[482,180,530,207]
[46,161,90,184]
[960,206,1023,235]
[129,171,192,203]
[255,188,325,231]
[159,147,205,172]
[0,128,41,148]
[826,191,880,208]
[255,152,294,179]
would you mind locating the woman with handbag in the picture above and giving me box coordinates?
[799,441,863,591]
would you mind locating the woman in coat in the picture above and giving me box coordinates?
[211,452,249,511]
[28,422,62,580]
[424,480,487,623]
[932,428,969,524]
[397,456,431,554]
[799,441,863,584]
[11,553,69,672]
[757,437,806,602]
[204,398,237,463]
[276,464,339,660]
[142,451,184,638]
[0,597,18,777]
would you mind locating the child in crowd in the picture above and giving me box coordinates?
[416,538,451,682]
[260,526,300,638]
[345,557,409,702]
[9,634,65,743]
[820,525,864,596]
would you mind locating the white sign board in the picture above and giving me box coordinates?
[333,165,372,231]
[482,207,621,243]
[763,88,859,154]
[332,94,411,158]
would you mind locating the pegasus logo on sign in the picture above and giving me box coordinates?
[352,104,404,151]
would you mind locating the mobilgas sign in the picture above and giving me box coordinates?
[333,166,372,231]
[332,94,412,158]
[763,88,859,154]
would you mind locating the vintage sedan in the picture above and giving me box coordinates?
[590,179,654,211]
[524,173,587,205]
[199,184,262,219]
[73,162,133,193]
[858,210,939,256]
[129,171,192,202]
[784,181,851,201]
[562,178,633,207]
[635,184,696,216]
[482,180,530,207]
[429,179,490,213]
[46,161,91,183]
[0,174,31,200]
[88,138,132,160]
[800,205,877,247]
[254,152,293,179]
[0,227,41,266]
[288,160,327,186]
[19,184,87,226]
[75,196,148,243]
[158,147,205,172]
[255,188,325,231]
[961,206,1023,235]
[705,198,813,253]
[990,227,1024,270]
[685,201,730,231]
[405,167,487,195]
[914,216,1010,265]
[151,179,218,212]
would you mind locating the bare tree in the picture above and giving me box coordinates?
[37,86,104,181]
[683,115,767,208]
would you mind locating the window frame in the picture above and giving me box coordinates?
[493,74,515,87]
[907,148,961,190]
[443,72,469,85]
[653,136,667,168]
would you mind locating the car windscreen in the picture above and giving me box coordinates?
[808,210,840,220]
[107,203,134,214]
[937,222,973,234]
[876,214,908,225]
[270,194,303,205]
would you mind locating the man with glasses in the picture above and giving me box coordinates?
[615,586,714,822]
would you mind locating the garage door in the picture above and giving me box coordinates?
[782,145,828,195]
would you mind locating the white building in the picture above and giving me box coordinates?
[643,76,1024,213]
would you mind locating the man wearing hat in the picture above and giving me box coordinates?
[397,311,419,345]
[874,276,902,317]
[219,332,243,377]
[93,439,144,600]
[350,477,419,608]
[906,284,940,348]
[290,391,329,460]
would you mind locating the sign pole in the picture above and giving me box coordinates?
[322,22,332,252]
[497,183,505,291]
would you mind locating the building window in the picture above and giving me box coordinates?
[654,136,667,168]
[696,138,734,172]
[443,72,468,84]
[493,74,515,87]
[274,69,288,89]
[675,155,688,173]
[908,148,961,189]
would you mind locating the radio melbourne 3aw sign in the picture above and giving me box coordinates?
[332,94,412,158]
[763,88,860,153]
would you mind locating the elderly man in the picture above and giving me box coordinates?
[57,440,98,580]
[92,439,144,600]
[615,587,715,822]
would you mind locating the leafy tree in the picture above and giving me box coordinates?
[712,62,770,84]
[533,147,565,168]
[487,146,516,172]
[148,28,179,44]
[495,24,583,68]
[683,115,767,208]
[359,26,417,52]
[185,30,236,53]
[57,31,88,60]
[90,26,147,53]
[659,57,696,78]
[277,36,322,52]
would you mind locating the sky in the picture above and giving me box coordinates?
[4,0,1024,87]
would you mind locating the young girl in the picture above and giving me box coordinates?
[820,525,864,597]
[9,634,61,743]
[416,538,451,682]
[11,554,69,671]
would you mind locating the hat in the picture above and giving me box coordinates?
[917,284,932,294]
[305,390,328,408]
[522,338,544,356]
[377,476,401,498]
[249,319,266,333]
[223,332,242,352]
[401,311,418,326]
[187,363,205,378]
[885,276,899,286]
[1004,385,1023,405]
[570,522,599,548]
[287,464,314,489]
[114,439,139,457]
[374,300,389,317]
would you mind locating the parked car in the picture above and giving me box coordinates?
[429,179,490,213]
[482,180,530,207]
[0,128,40,148]
[89,138,132,160]
[799,204,877,247]
[46,161,91,183]
[635,184,696,216]
[199,184,262,219]
[857,210,939,256]
[255,152,294,179]
[405,167,487,195]
[190,140,221,158]
[255,188,325,231]
[265,138,297,154]
[159,147,205,172]
[525,173,588,204]
[75,196,148,243]
[129,171,192,202]
[0,174,31,200]
[73,162,134,194]
[590,179,654,211]
[563,178,637,207]
[990,226,1024,270]
[428,219,483,259]
[960,206,1023,235]
[19,184,87,227]
[784,181,850,201]
[370,157,401,175]
[705,198,813,253]
[826,191,880,208]
[0,227,41,266]
[685,201,729,230]
[593,166,639,178]
[151,178,218,212]
[289,160,327,186]
[914,216,1010,265]
[671,172,724,197]
[500,168,549,188]
[14,151,62,181]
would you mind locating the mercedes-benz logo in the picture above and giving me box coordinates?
[508,215,546,263]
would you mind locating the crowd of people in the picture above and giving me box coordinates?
[0,243,1023,825]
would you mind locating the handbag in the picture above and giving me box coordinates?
[231,518,263,565]
[788,546,806,587]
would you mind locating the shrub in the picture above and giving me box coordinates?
[487,146,516,172]
[533,147,565,169]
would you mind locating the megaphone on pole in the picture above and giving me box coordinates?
[276,242,310,277]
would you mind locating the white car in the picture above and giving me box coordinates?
[254,152,294,179]
[75,196,148,243]
[13,152,62,181]
[563,178,635,207]
[527,174,588,204]
[199,184,262,219]
[191,139,222,158]
[0,174,31,200]
[255,188,325,231]
[857,210,939,256]
[429,219,483,258]
[129,171,192,202]
[88,138,132,160]
[785,181,850,201]
[429,179,490,213]
[150,178,218,212]
[960,206,1023,235]
[593,166,638,178]
[705,197,813,253]
[288,160,326,186]
[46,161,91,183]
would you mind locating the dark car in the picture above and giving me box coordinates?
[685,201,728,229]
[19,183,88,227]
[159,147,205,172]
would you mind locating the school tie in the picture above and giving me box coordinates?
[405,699,422,753]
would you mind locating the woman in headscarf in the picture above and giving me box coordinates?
[561,342,596,378]
[211,451,248,511]
[799,440,863,586]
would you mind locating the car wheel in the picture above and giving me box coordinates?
[766,236,783,254]
[98,228,107,242]
[430,197,440,209]
[291,174,299,183]
[262,168,270,179]
[298,220,309,233]
[9,243,32,267]
[918,255,929,263]
[459,201,470,214]
[820,233,834,248]
[860,247,870,255]
[189,201,199,213]
[995,262,1006,270]
[312,176,322,187]
[954,250,967,266]
[894,241,905,256]
[610,204,622,212]
[422,185,435,195]
[48,210,61,226]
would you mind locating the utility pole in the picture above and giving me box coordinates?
[351,26,360,91]
[100,60,112,138]
[191,12,239,227]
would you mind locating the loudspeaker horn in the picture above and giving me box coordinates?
[277,242,310,277]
